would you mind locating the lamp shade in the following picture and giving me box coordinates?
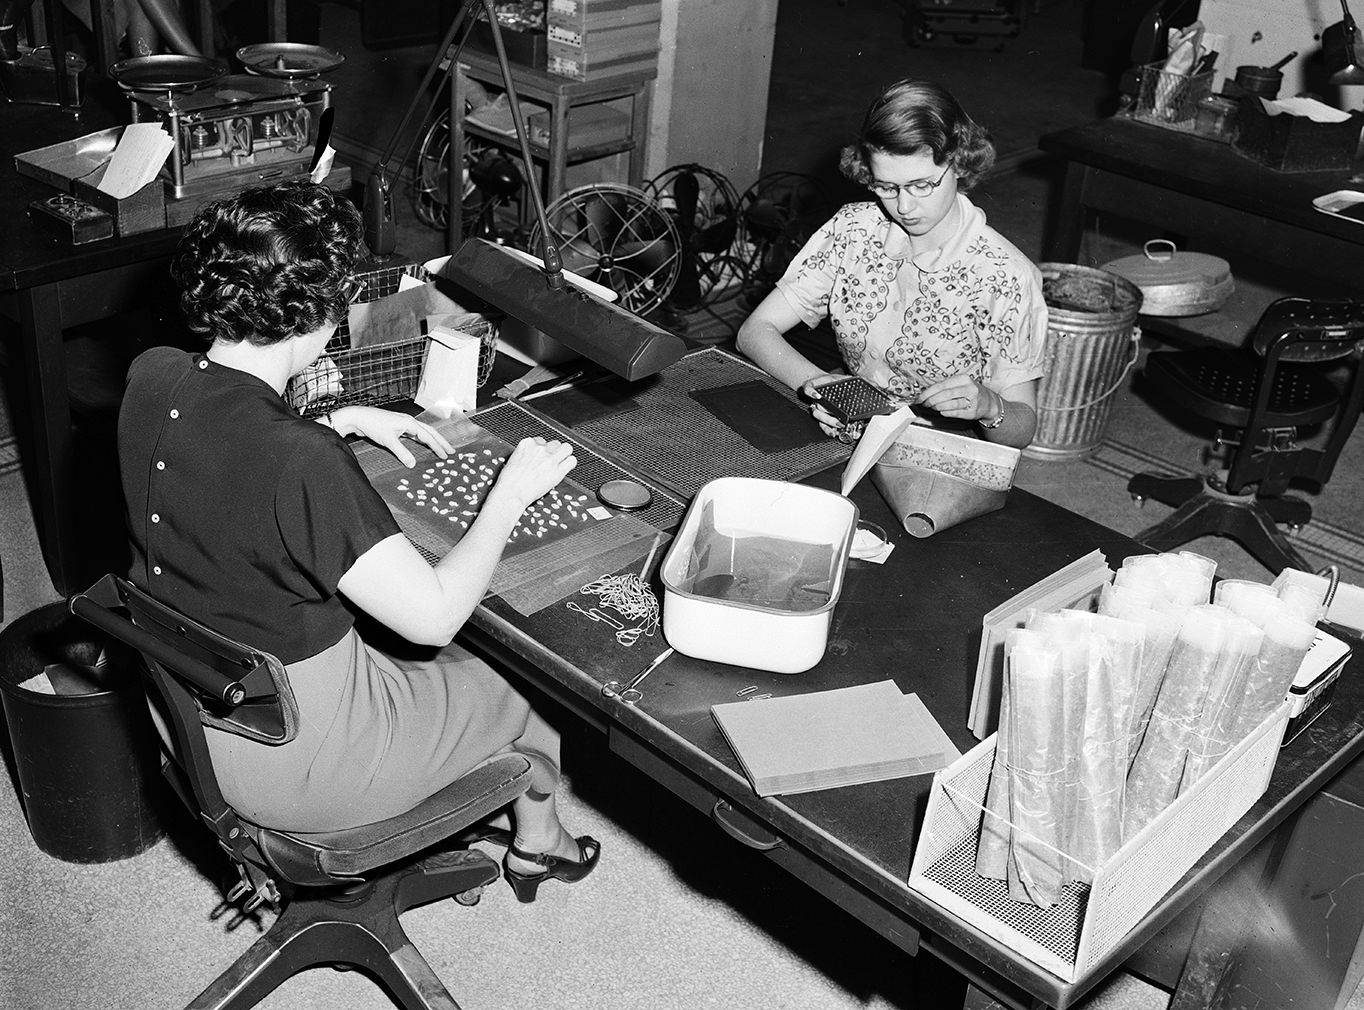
[433,239,690,382]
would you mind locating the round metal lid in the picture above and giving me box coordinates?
[237,43,345,79]
[110,55,227,93]
[1101,239,1231,288]
[597,479,652,511]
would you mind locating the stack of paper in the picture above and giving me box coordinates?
[711,680,959,797]
[967,549,1113,739]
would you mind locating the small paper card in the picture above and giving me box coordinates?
[97,124,174,200]
[415,324,480,418]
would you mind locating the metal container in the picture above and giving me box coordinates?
[1026,264,1143,461]
[1101,240,1233,317]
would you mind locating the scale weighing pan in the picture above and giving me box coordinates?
[237,43,345,79]
[110,54,227,94]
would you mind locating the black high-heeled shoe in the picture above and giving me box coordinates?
[503,835,601,903]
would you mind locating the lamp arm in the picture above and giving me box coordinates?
[372,2,480,180]
[476,0,565,287]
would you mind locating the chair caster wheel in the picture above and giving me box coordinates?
[454,886,484,906]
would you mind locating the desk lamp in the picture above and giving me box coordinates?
[362,0,688,382]
[1324,0,1364,86]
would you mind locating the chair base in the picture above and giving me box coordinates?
[1127,473,1312,575]
[189,848,499,1010]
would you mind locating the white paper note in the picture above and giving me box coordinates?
[839,405,918,496]
[97,124,174,199]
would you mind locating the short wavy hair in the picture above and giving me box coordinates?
[838,79,995,193]
[171,180,364,347]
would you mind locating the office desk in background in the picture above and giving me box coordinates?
[0,94,183,598]
[372,354,1364,1010]
[1039,116,1364,294]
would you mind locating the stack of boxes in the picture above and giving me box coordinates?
[546,0,661,81]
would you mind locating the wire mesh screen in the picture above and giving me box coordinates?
[286,262,496,417]
[473,400,687,533]
[569,347,851,499]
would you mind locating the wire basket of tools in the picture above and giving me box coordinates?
[286,262,498,417]
[1132,61,1214,132]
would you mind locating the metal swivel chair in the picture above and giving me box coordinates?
[69,574,533,1010]
[1127,296,1364,573]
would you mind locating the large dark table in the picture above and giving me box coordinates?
[0,91,183,596]
[1039,115,1364,293]
[409,356,1364,1010]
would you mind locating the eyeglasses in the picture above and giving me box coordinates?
[868,166,952,200]
[342,276,365,305]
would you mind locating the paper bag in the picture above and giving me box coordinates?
[415,325,480,418]
[868,424,1020,537]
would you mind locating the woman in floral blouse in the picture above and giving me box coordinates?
[737,79,1048,450]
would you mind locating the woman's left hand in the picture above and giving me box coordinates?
[328,406,453,467]
[916,375,999,423]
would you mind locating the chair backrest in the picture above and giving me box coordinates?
[68,575,293,871]
[1250,296,1364,364]
[1229,296,1364,492]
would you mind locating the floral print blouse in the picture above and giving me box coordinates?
[775,195,1048,402]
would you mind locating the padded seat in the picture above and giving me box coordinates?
[70,574,532,1010]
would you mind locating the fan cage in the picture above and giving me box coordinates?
[531,183,683,317]
[646,163,746,309]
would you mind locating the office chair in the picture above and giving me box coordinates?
[1127,296,1364,574]
[69,574,534,1010]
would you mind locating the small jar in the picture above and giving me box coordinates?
[1196,95,1238,141]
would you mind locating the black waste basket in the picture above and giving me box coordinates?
[0,601,164,862]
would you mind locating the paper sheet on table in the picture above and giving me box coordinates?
[1258,96,1354,123]
[839,405,918,496]
[97,124,174,199]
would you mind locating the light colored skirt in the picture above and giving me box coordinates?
[205,628,560,832]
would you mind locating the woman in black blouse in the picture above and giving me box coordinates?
[118,180,597,902]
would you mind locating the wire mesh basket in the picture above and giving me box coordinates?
[1132,62,1214,131]
[286,262,497,417]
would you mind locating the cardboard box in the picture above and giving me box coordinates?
[467,21,548,69]
[73,164,166,237]
[547,0,661,47]
[1234,97,1364,172]
[547,22,660,80]
[525,103,630,149]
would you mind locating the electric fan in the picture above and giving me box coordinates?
[646,164,743,310]
[413,109,524,239]
[530,184,683,317]
[739,172,822,293]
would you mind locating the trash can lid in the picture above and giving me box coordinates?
[1101,240,1234,317]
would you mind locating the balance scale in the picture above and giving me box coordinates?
[109,44,343,201]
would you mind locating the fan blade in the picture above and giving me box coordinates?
[581,191,629,249]
[670,254,703,310]
[696,217,738,255]
[673,171,700,243]
[613,237,677,283]
[559,242,603,276]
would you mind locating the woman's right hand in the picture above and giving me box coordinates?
[489,436,577,513]
[799,373,861,441]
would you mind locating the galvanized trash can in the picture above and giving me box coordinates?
[0,601,165,862]
[1025,264,1144,460]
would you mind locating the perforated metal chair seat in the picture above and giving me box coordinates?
[1145,348,1342,430]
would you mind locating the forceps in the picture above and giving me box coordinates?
[601,647,674,705]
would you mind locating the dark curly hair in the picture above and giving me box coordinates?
[838,79,995,193]
[170,180,364,347]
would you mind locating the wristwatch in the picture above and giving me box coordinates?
[979,396,1007,430]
